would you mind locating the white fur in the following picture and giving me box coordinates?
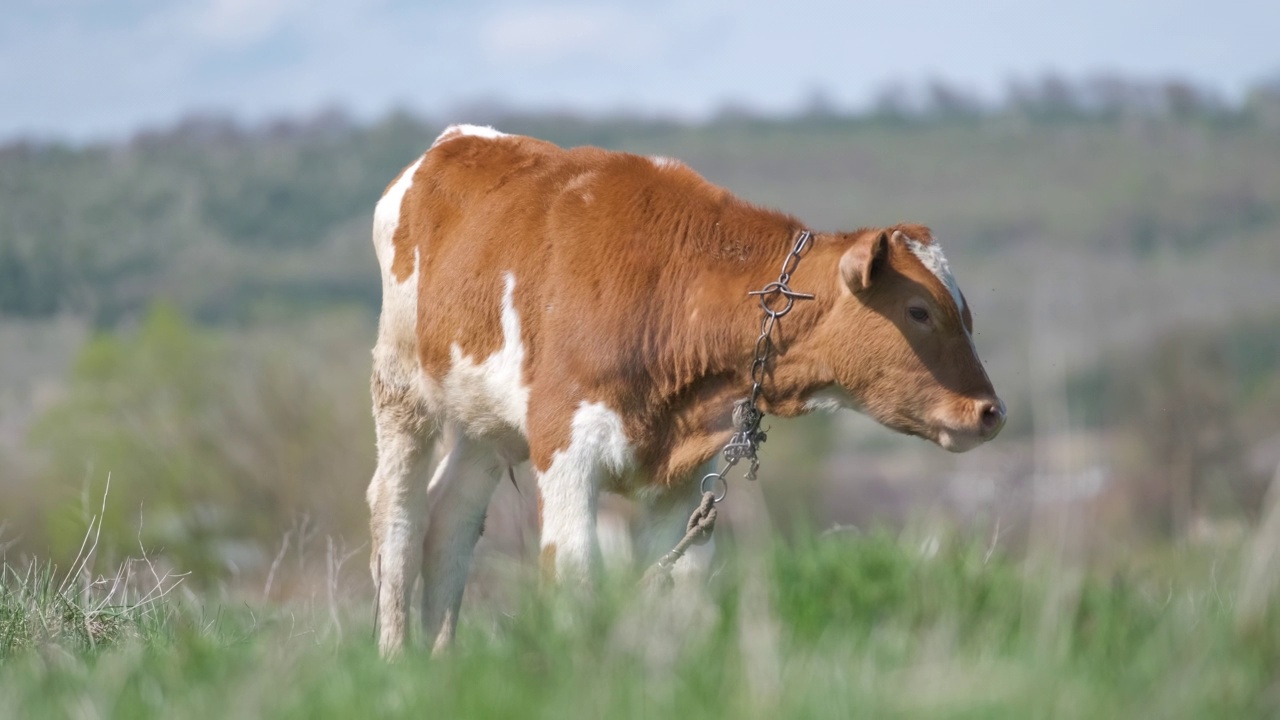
[432,123,508,147]
[371,155,429,400]
[369,153,428,496]
[373,156,423,274]
[368,429,431,656]
[368,153,434,655]
[904,237,966,315]
[537,401,634,579]
[802,384,862,414]
[441,273,530,437]
[649,155,682,169]
[564,170,598,204]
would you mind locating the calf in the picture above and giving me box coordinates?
[367,125,1005,655]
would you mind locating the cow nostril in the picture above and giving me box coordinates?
[978,400,1005,436]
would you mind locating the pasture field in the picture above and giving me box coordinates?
[3,526,1278,719]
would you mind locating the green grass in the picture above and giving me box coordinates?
[4,531,1278,719]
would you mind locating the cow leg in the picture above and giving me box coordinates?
[367,371,435,657]
[535,463,603,586]
[530,399,634,586]
[636,481,718,589]
[419,428,500,654]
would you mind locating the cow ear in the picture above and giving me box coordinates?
[840,230,888,293]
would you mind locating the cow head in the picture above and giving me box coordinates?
[810,224,1005,452]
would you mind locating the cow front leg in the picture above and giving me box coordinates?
[529,400,633,586]
[536,463,602,586]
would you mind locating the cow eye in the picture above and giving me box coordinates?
[908,306,930,323]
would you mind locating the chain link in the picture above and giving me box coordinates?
[699,230,815,503]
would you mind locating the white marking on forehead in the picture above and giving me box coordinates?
[904,238,966,314]
[648,155,682,169]
[431,123,508,147]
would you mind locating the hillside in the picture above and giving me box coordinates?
[1,108,1278,576]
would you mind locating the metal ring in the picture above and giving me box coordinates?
[700,472,728,503]
[752,283,796,316]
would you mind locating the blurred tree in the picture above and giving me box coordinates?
[1007,73,1082,120]
[30,304,374,582]
[1160,80,1225,120]
[1072,321,1275,536]
[925,79,984,119]
[869,81,915,122]
[1126,334,1250,534]
[1244,78,1280,128]
[799,87,839,121]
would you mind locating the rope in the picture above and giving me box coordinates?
[642,491,718,589]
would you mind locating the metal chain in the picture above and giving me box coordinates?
[699,229,815,503]
[645,229,816,583]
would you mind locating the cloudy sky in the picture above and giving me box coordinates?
[3,0,1278,141]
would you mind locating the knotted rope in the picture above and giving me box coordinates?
[642,491,718,589]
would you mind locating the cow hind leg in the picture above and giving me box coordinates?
[367,370,436,657]
[419,428,501,654]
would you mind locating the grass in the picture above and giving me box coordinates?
[3,526,1279,719]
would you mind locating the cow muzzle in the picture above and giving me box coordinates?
[932,396,1006,453]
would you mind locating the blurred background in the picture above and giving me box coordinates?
[1,0,1278,599]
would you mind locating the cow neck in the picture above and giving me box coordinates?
[691,227,822,501]
[720,228,830,417]
[646,228,823,581]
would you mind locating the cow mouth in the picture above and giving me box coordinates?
[849,395,1006,453]
[929,400,1006,453]
[933,427,987,453]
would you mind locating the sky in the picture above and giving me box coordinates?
[2,0,1278,141]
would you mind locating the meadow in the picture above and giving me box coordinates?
[2,89,1280,715]
[3,509,1280,718]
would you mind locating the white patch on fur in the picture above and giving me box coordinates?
[803,384,862,414]
[372,155,424,280]
[442,272,530,435]
[649,155,682,169]
[538,401,634,578]
[564,170,598,204]
[432,123,508,147]
[904,238,966,315]
[370,155,432,404]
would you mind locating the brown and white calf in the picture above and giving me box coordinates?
[366,124,1005,655]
